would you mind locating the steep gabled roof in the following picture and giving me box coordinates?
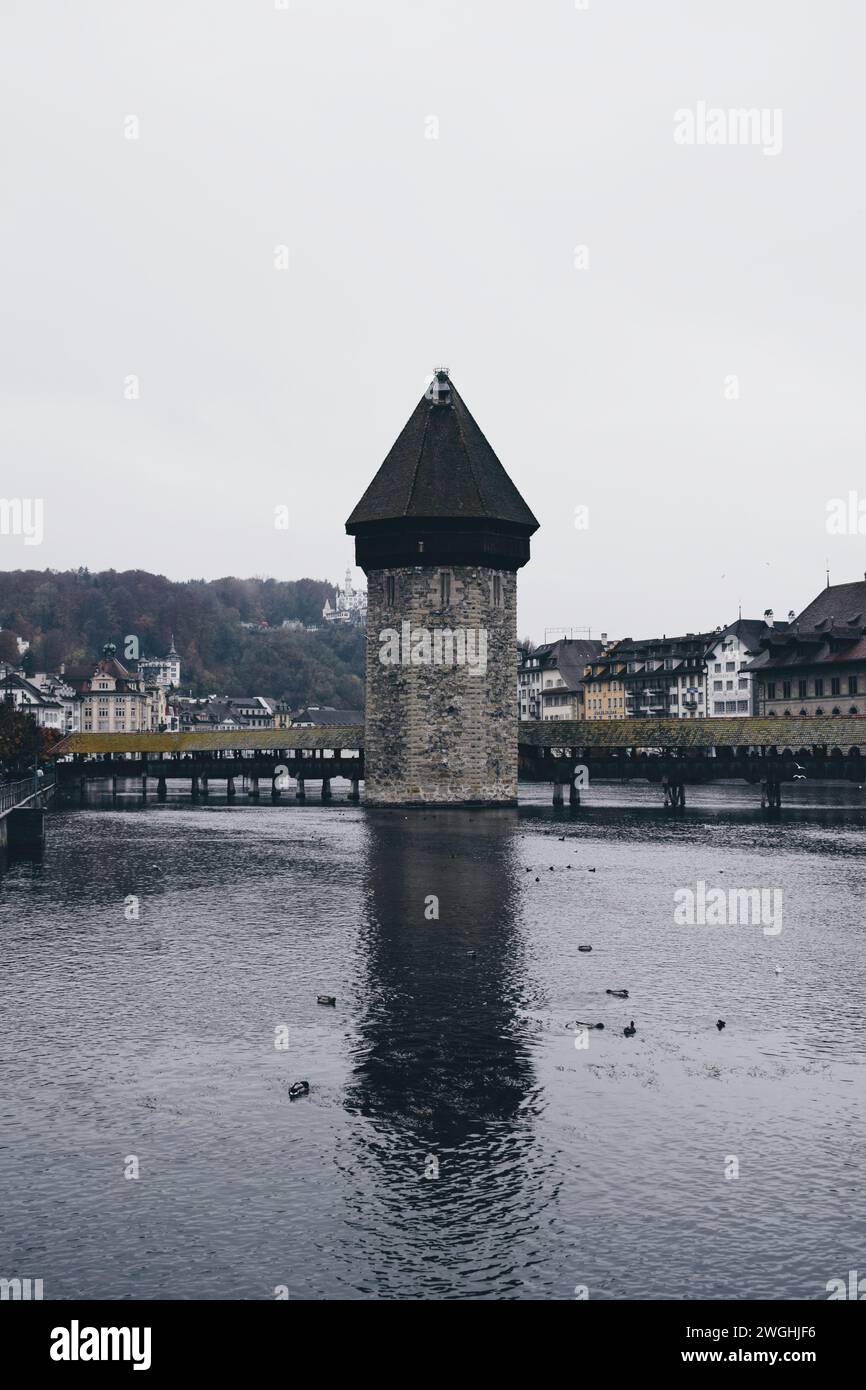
[796,581,866,631]
[346,372,539,532]
[542,639,604,691]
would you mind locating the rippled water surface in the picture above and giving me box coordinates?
[1,781,865,1300]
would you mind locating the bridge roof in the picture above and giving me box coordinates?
[49,716,866,760]
[52,727,364,756]
[518,716,866,750]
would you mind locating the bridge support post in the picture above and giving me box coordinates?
[296,776,306,802]
[140,774,147,798]
[7,808,45,854]
[157,776,167,799]
[761,780,782,810]
[271,775,281,800]
[348,776,360,802]
[249,775,259,798]
[112,776,118,800]
[200,776,209,798]
[321,776,331,801]
[569,781,580,808]
[553,782,563,807]
[191,774,200,798]
[227,776,235,799]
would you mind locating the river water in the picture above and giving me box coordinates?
[1,781,864,1300]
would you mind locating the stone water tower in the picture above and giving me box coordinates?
[346,370,539,806]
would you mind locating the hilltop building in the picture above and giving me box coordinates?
[323,569,367,626]
[138,635,181,689]
[346,368,538,804]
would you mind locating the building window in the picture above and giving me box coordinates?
[815,707,824,716]
[814,679,824,698]
[798,680,807,699]
[831,677,841,696]
[385,575,395,606]
[726,661,735,671]
[493,574,502,608]
[766,682,776,699]
[849,676,858,695]
[440,570,451,607]
[714,680,722,691]
[737,700,749,711]
[783,681,791,700]
[850,706,859,714]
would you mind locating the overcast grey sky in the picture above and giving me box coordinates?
[2,0,864,640]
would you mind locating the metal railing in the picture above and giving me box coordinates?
[0,775,54,814]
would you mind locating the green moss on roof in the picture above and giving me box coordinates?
[518,716,866,750]
[53,727,364,756]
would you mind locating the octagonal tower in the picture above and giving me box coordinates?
[346,370,539,806]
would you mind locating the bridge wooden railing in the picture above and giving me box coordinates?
[0,775,56,815]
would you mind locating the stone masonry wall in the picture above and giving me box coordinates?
[364,565,518,805]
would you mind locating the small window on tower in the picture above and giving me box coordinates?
[386,575,395,607]
[440,570,451,606]
[493,574,502,607]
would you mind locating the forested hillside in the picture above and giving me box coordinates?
[0,569,365,710]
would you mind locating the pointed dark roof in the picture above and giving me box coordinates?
[795,580,866,632]
[346,373,539,533]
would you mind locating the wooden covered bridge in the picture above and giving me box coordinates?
[49,715,866,807]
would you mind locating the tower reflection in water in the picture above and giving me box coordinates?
[339,810,554,1298]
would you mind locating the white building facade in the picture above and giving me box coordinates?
[705,620,770,716]
[323,568,367,625]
